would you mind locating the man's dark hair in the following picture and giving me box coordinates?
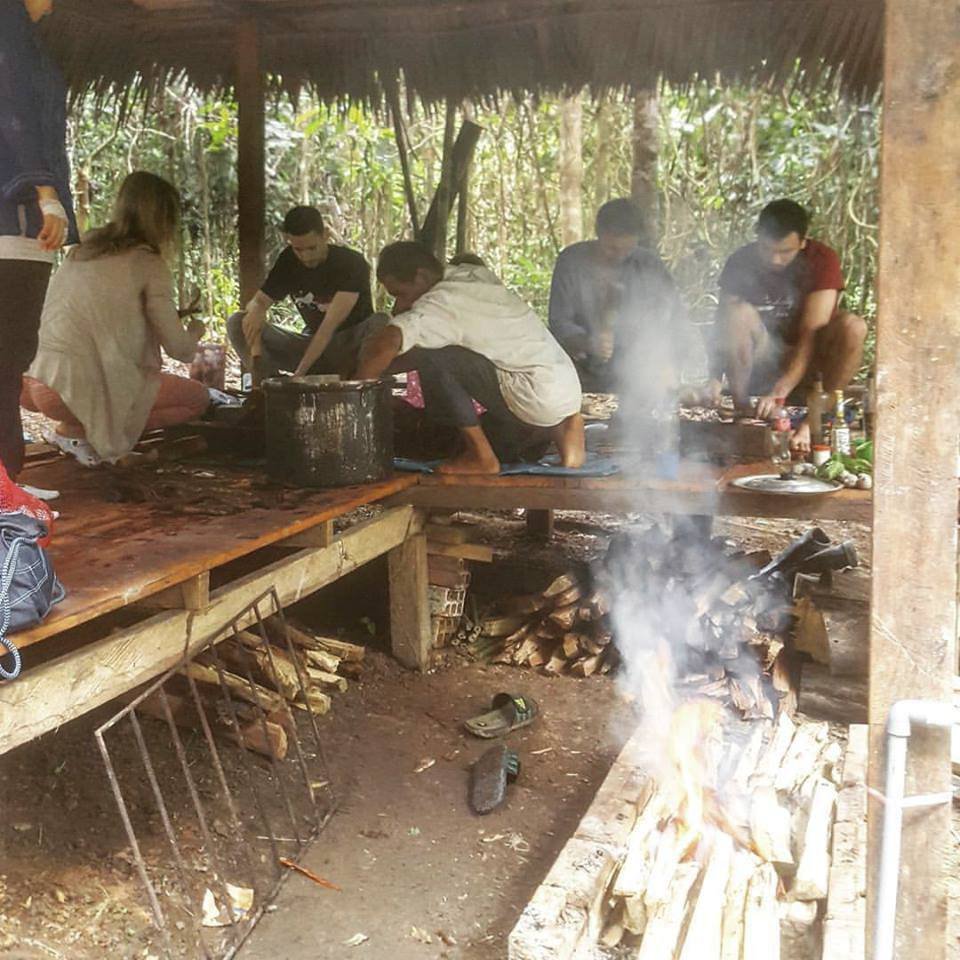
[756,200,810,240]
[377,241,444,282]
[595,198,645,237]
[282,205,325,236]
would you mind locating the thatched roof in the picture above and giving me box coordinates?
[46,0,884,102]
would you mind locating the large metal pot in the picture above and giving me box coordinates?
[262,376,394,487]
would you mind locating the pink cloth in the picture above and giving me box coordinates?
[402,370,485,416]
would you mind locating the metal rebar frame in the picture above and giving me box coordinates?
[95,588,337,959]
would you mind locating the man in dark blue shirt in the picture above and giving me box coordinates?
[548,199,687,399]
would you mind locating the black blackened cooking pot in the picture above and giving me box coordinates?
[262,377,394,487]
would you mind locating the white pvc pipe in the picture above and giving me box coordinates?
[872,699,954,960]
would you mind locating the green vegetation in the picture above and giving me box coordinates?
[67,70,879,372]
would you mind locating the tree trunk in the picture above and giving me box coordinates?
[631,87,660,241]
[558,92,583,247]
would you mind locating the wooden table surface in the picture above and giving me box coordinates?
[16,458,416,649]
[392,460,873,523]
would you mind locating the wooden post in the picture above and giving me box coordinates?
[388,532,432,671]
[630,88,659,239]
[235,20,266,307]
[525,509,554,541]
[867,0,960,955]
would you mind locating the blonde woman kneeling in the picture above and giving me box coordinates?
[22,171,209,466]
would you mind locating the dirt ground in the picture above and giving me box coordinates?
[0,507,887,960]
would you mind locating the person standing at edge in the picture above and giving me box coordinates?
[548,198,685,395]
[713,199,866,451]
[357,242,585,475]
[0,0,77,479]
[227,205,386,380]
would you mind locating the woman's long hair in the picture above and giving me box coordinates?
[73,171,180,261]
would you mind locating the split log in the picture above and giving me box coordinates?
[542,652,569,676]
[233,630,302,700]
[184,662,286,714]
[792,778,836,901]
[548,604,579,631]
[635,861,700,960]
[779,898,818,960]
[774,722,829,795]
[678,834,734,960]
[732,723,771,792]
[135,688,288,760]
[305,667,348,693]
[613,799,664,935]
[562,633,581,659]
[482,615,528,638]
[752,712,796,785]
[303,648,342,675]
[266,618,365,662]
[720,849,759,960]
[552,583,584,607]
[569,654,602,678]
[743,863,780,960]
[543,573,580,599]
[749,785,794,871]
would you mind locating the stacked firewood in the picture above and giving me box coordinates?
[599,712,844,959]
[482,573,618,677]
[484,525,796,720]
[139,618,363,761]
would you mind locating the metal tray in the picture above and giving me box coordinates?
[731,473,842,495]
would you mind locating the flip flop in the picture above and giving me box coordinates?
[470,744,520,815]
[463,692,539,739]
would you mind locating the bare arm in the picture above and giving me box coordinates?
[355,325,403,380]
[757,288,838,417]
[240,290,274,357]
[292,290,360,377]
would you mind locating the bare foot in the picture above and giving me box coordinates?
[436,451,501,475]
[437,425,501,474]
[552,413,586,468]
[790,418,811,455]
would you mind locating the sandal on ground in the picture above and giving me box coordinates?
[464,692,539,739]
[41,428,102,468]
[470,744,520,815]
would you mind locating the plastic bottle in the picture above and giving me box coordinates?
[769,397,792,474]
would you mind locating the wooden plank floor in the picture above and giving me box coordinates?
[394,460,873,523]
[17,457,417,649]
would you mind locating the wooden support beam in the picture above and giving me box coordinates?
[279,519,335,549]
[235,19,266,307]
[0,506,420,755]
[867,0,960,955]
[388,531,431,671]
[525,509,554,540]
[133,571,210,611]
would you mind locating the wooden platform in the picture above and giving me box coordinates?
[0,459,427,755]
[16,458,419,650]
[393,461,873,523]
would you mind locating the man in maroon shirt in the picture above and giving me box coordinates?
[714,200,865,450]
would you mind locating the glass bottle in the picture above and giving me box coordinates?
[807,375,826,445]
[830,389,851,457]
[769,397,791,475]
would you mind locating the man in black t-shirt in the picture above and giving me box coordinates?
[227,206,386,379]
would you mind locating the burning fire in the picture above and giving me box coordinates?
[663,699,723,835]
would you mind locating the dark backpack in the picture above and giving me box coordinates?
[0,513,65,680]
